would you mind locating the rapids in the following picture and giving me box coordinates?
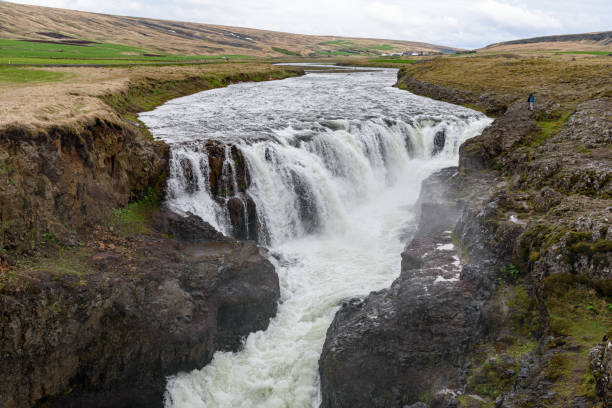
[139,66,492,408]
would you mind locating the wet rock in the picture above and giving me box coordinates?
[205,140,251,198]
[179,157,197,193]
[153,206,230,242]
[225,195,260,242]
[228,196,248,239]
[432,129,446,156]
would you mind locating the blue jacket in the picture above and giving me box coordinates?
[528,93,535,102]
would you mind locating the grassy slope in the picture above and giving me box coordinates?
[0,38,254,65]
[0,1,455,59]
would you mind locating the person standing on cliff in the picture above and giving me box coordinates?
[528,93,535,110]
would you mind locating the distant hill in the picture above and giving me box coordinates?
[0,1,457,57]
[482,31,612,52]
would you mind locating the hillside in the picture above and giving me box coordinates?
[0,1,456,59]
[482,30,612,52]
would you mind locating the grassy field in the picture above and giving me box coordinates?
[0,38,253,65]
[399,53,612,111]
[555,50,612,56]
[0,66,71,83]
[367,58,417,64]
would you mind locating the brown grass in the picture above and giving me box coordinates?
[402,53,612,110]
[0,63,298,130]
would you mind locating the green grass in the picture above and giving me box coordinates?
[0,38,253,65]
[556,51,611,56]
[109,189,157,236]
[368,58,417,64]
[271,47,301,56]
[13,247,93,281]
[0,66,69,83]
[367,44,397,51]
[313,50,352,56]
[317,40,397,54]
[320,40,354,46]
[528,112,572,147]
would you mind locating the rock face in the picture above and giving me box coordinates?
[153,205,231,242]
[0,215,280,408]
[199,140,259,241]
[590,339,612,406]
[0,118,168,260]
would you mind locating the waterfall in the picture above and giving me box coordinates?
[164,115,486,245]
[139,66,492,408]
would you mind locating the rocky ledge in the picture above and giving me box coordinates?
[0,208,279,408]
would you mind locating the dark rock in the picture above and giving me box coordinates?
[179,157,197,193]
[432,129,446,156]
[458,101,538,171]
[227,195,259,241]
[0,240,279,407]
[153,206,230,242]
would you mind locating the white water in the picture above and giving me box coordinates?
[139,67,492,408]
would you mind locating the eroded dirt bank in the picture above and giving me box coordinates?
[0,65,301,407]
[320,55,611,408]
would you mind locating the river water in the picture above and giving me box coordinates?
[139,66,491,408]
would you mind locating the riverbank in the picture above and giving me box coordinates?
[320,54,611,407]
[0,62,301,407]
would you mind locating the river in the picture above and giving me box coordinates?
[139,66,491,408]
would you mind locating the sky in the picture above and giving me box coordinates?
[9,0,612,49]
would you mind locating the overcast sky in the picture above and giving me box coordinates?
[9,0,612,48]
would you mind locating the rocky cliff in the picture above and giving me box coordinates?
[0,118,168,259]
[1,210,279,408]
[320,59,611,407]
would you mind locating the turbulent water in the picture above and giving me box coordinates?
[139,66,491,408]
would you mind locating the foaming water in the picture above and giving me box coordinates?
[139,67,492,407]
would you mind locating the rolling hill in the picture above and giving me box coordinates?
[482,30,612,52]
[0,1,457,59]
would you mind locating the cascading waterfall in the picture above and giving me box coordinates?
[163,116,483,245]
[139,66,492,408]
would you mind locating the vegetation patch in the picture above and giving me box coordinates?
[0,67,69,83]
[1,246,94,291]
[555,51,611,56]
[543,276,611,402]
[526,112,572,147]
[108,188,158,237]
[0,38,253,66]
[368,58,416,64]
[465,284,540,404]
[271,47,301,56]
